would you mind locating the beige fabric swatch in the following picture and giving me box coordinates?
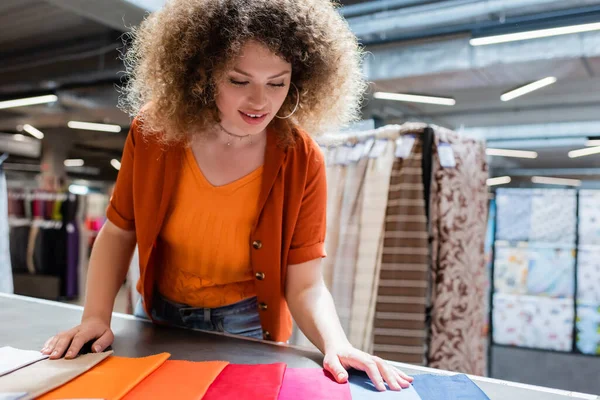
[0,351,113,400]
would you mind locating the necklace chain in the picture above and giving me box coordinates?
[219,124,252,146]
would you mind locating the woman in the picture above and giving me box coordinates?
[42,0,413,391]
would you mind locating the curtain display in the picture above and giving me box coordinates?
[428,126,489,376]
[373,136,429,366]
[288,123,489,375]
[0,167,13,294]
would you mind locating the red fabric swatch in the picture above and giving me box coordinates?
[123,360,229,400]
[279,368,351,400]
[39,353,170,400]
[203,363,286,400]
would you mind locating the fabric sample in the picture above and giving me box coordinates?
[0,347,47,377]
[526,246,575,298]
[122,360,228,400]
[0,351,112,400]
[529,189,576,244]
[576,302,600,355]
[493,294,573,351]
[349,141,395,352]
[493,244,528,295]
[39,353,170,400]
[203,363,286,400]
[348,369,422,399]
[411,374,490,400]
[429,126,489,376]
[0,171,13,293]
[492,293,525,346]
[373,136,429,366]
[495,189,532,242]
[577,246,600,303]
[278,368,351,400]
[578,190,600,245]
[331,156,369,334]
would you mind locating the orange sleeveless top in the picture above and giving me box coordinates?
[156,147,262,308]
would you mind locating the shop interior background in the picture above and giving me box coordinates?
[1,0,600,395]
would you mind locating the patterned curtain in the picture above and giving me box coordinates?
[428,126,489,375]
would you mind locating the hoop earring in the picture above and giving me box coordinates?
[275,82,300,119]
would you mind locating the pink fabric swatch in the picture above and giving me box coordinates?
[279,368,351,400]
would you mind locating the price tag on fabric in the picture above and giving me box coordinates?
[348,143,365,163]
[326,147,337,166]
[362,138,375,158]
[438,142,456,168]
[336,145,352,165]
[395,135,415,159]
[369,140,388,158]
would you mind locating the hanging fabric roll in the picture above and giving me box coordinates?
[372,134,430,366]
[0,157,14,294]
[348,139,395,352]
[428,125,489,376]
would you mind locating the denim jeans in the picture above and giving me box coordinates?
[134,293,264,340]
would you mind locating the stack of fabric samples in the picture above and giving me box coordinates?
[0,347,490,400]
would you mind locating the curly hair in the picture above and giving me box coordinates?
[119,0,366,145]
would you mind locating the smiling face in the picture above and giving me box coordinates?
[215,40,292,137]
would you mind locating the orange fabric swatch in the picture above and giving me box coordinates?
[38,353,170,400]
[122,360,229,400]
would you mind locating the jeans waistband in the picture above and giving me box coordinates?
[153,292,258,322]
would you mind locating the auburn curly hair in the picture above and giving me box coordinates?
[119,0,366,145]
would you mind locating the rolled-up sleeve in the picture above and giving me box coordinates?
[106,119,138,231]
[287,149,327,265]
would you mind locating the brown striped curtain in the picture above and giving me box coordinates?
[372,137,430,366]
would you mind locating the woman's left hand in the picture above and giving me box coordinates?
[323,345,414,391]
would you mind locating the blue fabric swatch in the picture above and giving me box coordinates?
[348,370,422,399]
[411,374,490,400]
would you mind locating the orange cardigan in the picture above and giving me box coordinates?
[106,119,327,342]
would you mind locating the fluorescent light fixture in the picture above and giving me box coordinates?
[22,124,44,140]
[486,148,538,159]
[68,121,122,133]
[374,92,456,106]
[569,146,600,158]
[13,134,26,142]
[0,95,57,110]
[111,159,121,170]
[586,140,600,147]
[531,176,581,187]
[501,77,557,102]
[470,21,600,46]
[64,159,85,167]
[487,176,511,186]
[68,184,89,195]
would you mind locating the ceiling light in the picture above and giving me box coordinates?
[569,146,600,158]
[470,21,600,46]
[111,159,121,170]
[501,77,557,102]
[486,148,538,159]
[64,159,85,167]
[487,176,511,186]
[0,95,57,110]
[68,121,122,133]
[22,124,45,140]
[374,92,456,106]
[531,176,581,187]
[585,140,600,147]
[68,184,89,196]
[13,134,26,142]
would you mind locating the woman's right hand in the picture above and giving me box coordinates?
[41,317,114,360]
